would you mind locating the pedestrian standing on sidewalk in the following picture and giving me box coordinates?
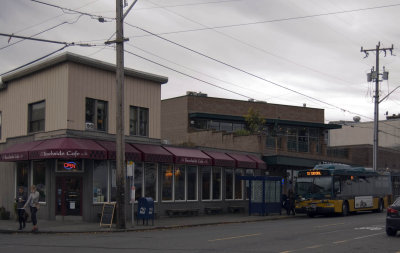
[287,189,296,215]
[24,185,40,232]
[16,187,27,230]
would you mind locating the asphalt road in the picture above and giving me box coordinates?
[0,212,398,253]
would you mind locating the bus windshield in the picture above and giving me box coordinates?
[296,176,332,199]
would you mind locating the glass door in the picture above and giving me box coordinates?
[56,176,82,216]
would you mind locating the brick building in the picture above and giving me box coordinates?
[161,93,349,192]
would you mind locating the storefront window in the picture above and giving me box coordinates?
[32,161,46,202]
[212,167,222,200]
[93,161,108,203]
[225,168,234,200]
[161,164,173,201]
[234,169,243,200]
[134,163,143,201]
[144,163,157,201]
[187,166,197,201]
[16,162,29,195]
[174,165,186,201]
[201,167,211,200]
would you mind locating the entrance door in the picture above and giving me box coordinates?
[56,176,83,216]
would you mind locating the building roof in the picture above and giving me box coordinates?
[0,52,168,86]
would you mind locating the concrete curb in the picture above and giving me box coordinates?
[0,215,296,235]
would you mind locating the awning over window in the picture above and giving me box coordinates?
[227,153,257,169]
[96,141,142,162]
[202,150,235,167]
[29,138,107,160]
[132,144,173,163]
[247,154,267,169]
[163,146,212,166]
[0,140,44,161]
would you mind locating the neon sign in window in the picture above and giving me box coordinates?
[57,160,83,172]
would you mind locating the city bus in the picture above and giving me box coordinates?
[295,163,392,217]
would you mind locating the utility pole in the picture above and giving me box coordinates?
[108,0,138,230]
[115,0,126,229]
[361,42,394,171]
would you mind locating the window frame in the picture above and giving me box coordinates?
[85,97,108,132]
[130,106,149,137]
[28,100,45,133]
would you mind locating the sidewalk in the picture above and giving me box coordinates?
[0,213,295,234]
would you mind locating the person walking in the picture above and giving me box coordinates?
[287,189,296,215]
[16,187,27,230]
[24,185,40,232]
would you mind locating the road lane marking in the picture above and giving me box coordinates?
[208,233,262,242]
[353,232,384,240]
[279,251,293,253]
[314,223,345,228]
[306,244,323,249]
[333,240,347,244]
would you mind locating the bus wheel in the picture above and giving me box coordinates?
[342,202,349,216]
[307,212,315,218]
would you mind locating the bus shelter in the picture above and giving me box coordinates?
[238,176,282,216]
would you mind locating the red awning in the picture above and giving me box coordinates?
[29,138,107,160]
[227,153,257,169]
[131,144,173,163]
[247,154,267,169]
[202,150,235,167]
[0,140,44,161]
[96,141,142,162]
[163,146,212,166]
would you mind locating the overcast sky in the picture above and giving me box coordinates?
[1,0,399,123]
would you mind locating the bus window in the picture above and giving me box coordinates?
[334,176,341,195]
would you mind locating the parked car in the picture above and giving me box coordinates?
[386,197,400,236]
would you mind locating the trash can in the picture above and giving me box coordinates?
[137,197,154,225]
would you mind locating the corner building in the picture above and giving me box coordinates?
[0,53,268,221]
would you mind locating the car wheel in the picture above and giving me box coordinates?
[342,202,349,216]
[386,227,397,236]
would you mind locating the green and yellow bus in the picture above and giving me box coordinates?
[295,163,392,217]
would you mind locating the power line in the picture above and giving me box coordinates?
[132,3,400,38]
[137,0,243,10]
[126,43,265,99]
[144,0,356,86]
[30,0,114,22]
[126,22,375,121]
[124,49,255,100]
[0,33,98,47]
[0,15,84,51]
[0,45,69,76]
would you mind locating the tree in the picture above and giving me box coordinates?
[244,107,266,134]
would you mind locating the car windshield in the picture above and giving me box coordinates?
[296,176,332,199]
